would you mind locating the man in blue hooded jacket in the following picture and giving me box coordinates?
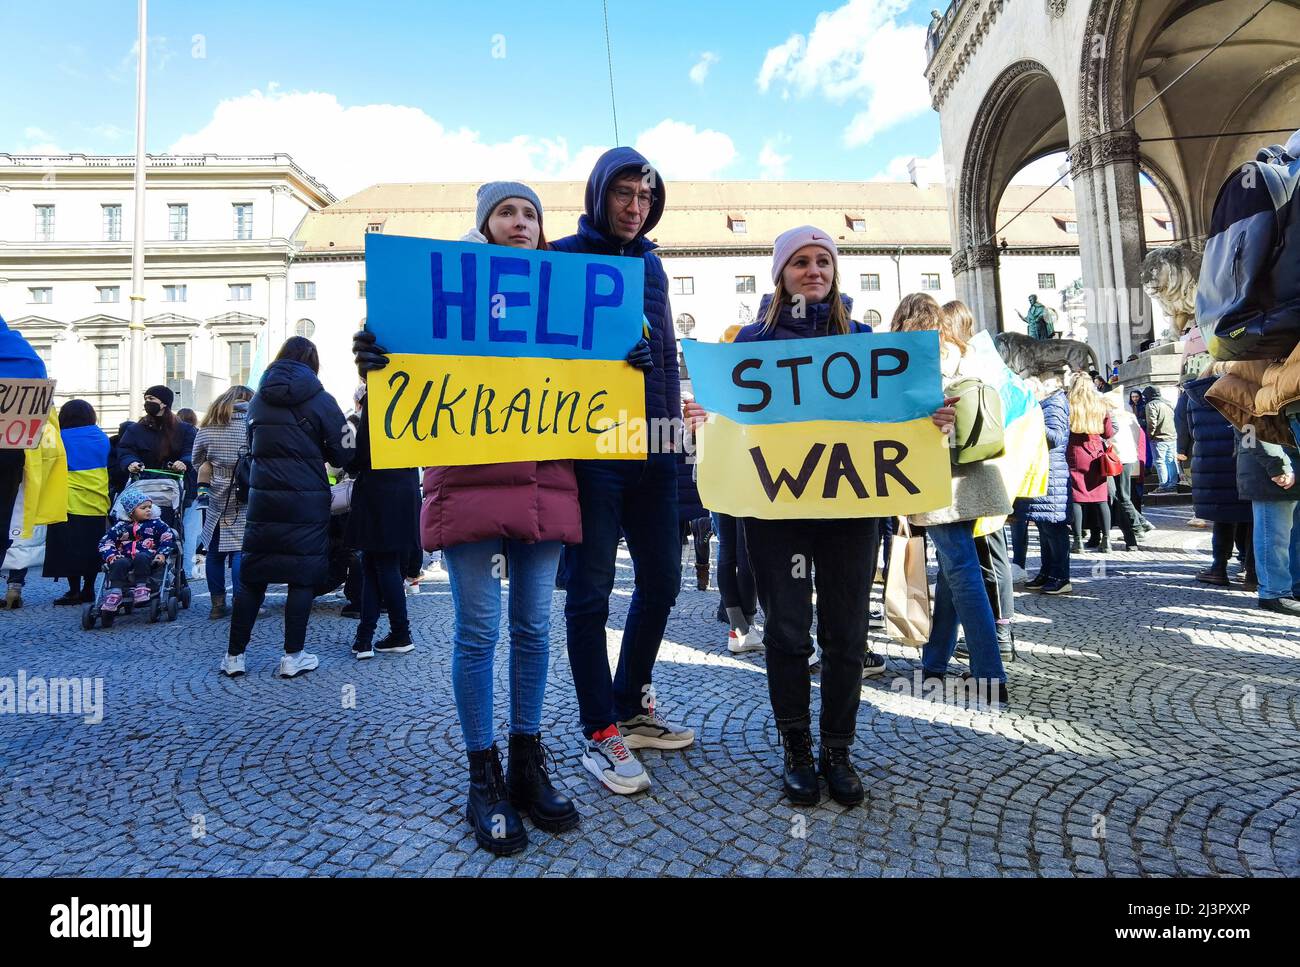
[550,147,693,795]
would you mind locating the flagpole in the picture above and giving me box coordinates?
[127,0,148,417]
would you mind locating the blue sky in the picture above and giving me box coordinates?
[1,0,972,197]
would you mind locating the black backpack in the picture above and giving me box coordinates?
[1196,147,1300,361]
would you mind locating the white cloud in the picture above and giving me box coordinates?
[1009,151,1071,186]
[757,0,930,147]
[89,124,127,141]
[633,119,737,179]
[169,89,741,194]
[689,51,720,86]
[870,147,945,183]
[758,136,792,179]
[19,127,64,153]
[169,88,616,196]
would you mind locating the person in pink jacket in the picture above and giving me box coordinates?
[1066,374,1117,554]
[353,182,583,857]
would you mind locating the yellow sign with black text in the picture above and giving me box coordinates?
[366,353,647,468]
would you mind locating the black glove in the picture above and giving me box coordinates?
[353,329,390,375]
[626,337,654,372]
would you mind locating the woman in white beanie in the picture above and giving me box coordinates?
[685,226,956,808]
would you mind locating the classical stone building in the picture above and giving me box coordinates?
[926,0,1300,366]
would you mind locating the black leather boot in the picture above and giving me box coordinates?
[818,745,865,807]
[780,729,819,805]
[467,745,528,855]
[507,733,580,834]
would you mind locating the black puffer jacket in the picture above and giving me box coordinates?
[240,360,351,587]
[344,407,419,553]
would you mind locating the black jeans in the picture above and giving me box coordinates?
[359,550,408,640]
[108,552,153,588]
[745,517,877,747]
[1211,521,1254,575]
[1112,463,1142,545]
[713,513,757,619]
[975,528,1014,621]
[228,582,314,656]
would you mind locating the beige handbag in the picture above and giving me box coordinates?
[884,518,932,647]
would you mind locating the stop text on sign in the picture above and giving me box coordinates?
[681,331,943,424]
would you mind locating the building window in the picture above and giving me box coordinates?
[671,277,694,296]
[233,203,254,240]
[295,282,316,301]
[97,285,120,303]
[32,342,53,368]
[163,342,187,383]
[168,203,189,241]
[847,217,866,232]
[735,275,755,294]
[1038,273,1056,290]
[366,222,384,234]
[29,287,53,304]
[295,319,316,339]
[229,283,252,301]
[96,345,120,392]
[358,280,367,298]
[865,309,882,327]
[163,284,187,302]
[102,204,122,242]
[1064,220,1078,233]
[35,205,55,241]
[728,217,747,234]
[921,273,941,291]
[675,313,696,337]
[861,273,880,291]
[229,341,252,386]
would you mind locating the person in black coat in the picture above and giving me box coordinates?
[345,388,420,659]
[1180,373,1255,587]
[676,450,711,591]
[223,337,351,679]
[118,385,196,525]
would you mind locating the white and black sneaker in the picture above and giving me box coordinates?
[219,654,245,677]
[618,703,695,750]
[868,605,885,629]
[727,627,764,654]
[582,725,651,794]
[862,650,887,678]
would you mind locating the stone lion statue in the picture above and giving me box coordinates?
[993,331,1101,379]
[1140,245,1201,337]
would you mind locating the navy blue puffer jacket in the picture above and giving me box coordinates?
[550,146,680,425]
[1184,375,1251,523]
[1015,389,1070,523]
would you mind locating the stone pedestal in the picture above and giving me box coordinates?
[1117,341,1183,403]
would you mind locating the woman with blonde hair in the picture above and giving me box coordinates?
[193,384,254,618]
[894,293,1010,704]
[1066,373,1116,555]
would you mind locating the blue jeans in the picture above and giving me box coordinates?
[1154,441,1178,489]
[445,538,562,751]
[922,521,1006,683]
[182,503,202,572]
[1252,500,1300,600]
[203,523,242,598]
[1010,515,1029,569]
[564,453,679,736]
[1036,520,1071,581]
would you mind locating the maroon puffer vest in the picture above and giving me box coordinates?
[420,460,582,551]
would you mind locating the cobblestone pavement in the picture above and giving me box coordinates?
[1,504,1297,878]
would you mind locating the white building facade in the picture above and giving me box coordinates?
[0,153,334,427]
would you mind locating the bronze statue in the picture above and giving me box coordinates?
[993,331,1101,378]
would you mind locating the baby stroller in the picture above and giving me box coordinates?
[82,469,192,629]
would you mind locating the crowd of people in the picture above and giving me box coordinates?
[3,144,1298,859]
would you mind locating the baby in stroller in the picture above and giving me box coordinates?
[97,489,174,613]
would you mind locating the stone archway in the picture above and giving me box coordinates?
[953,59,1069,333]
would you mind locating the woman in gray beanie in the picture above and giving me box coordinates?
[353,181,582,856]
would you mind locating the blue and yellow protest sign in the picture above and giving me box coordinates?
[364,234,647,468]
[683,331,952,520]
